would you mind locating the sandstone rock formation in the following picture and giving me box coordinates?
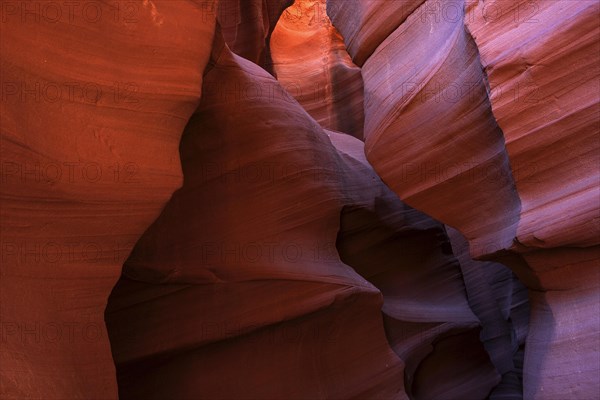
[105,30,504,399]
[328,0,599,398]
[463,2,600,394]
[1,1,216,398]
[106,32,406,399]
[218,0,293,71]
[271,0,364,138]
[1,0,598,399]
[327,0,425,66]
[359,0,521,255]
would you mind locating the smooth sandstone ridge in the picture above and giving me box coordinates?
[1,0,598,399]
[105,29,503,399]
[218,0,293,71]
[1,1,216,398]
[271,0,365,138]
[329,0,599,398]
[463,2,600,397]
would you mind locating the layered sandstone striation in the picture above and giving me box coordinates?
[465,0,599,251]
[327,0,425,66]
[1,1,216,398]
[359,0,521,256]
[218,0,293,71]
[463,2,600,397]
[1,0,597,399]
[271,0,364,138]
[328,0,599,398]
[105,30,504,399]
[105,32,407,399]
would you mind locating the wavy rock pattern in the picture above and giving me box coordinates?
[107,32,406,399]
[328,0,599,398]
[360,0,521,255]
[0,1,216,398]
[2,0,597,398]
[465,0,600,251]
[327,0,425,66]
[271,0,364,138]
[105,30,503,399]
[218,0,293,72]
[462,2,600,397]
[447,226,529,398]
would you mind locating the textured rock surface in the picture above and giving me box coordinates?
[271,0,364,138]
[2,0,598,398]
[447,226,529,398]
[465,0,600,251]
[327,0,425,66]
[329,0,599,398]
[0,1,216,398]
[106,34,406,399]
[517,246,600,399]
[463,2,600,395]
[218,0,293,72]
[361,0,521,254]
[105,30,502,399]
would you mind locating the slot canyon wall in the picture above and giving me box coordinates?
[0,1,598,399]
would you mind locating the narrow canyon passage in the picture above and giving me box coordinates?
[1,1,598,399]
[105,1,529,398]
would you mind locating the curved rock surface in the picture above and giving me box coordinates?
[462,2,600,397]
[447,226,529,398]
[327,0,425,66]
[2,0,598,399]
[106,33,406,399]
[361,0,521,255]
[218,0,293,72]
[1,1,216,398]
[271,0,364,138]
[328,0,599,398]
[105,30,504,399]
[465,0,600,251]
